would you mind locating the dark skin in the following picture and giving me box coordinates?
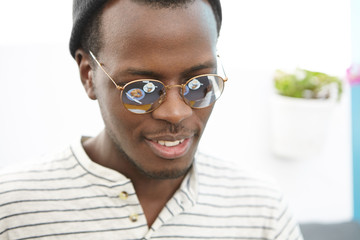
[75,0,218,227]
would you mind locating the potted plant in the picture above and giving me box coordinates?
[269,68,343,159]
[274,68,343,100]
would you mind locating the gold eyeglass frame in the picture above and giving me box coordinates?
[89,50,228,114]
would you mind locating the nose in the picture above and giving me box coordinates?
[151,86,192,124]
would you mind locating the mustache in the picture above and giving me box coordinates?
[146,123,197,135]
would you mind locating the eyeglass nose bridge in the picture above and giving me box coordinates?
[164,84,187,95]
[161,84,188,105]
[165,84,184,90]
[164,83,190,99]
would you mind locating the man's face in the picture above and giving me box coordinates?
[91,0,218,179]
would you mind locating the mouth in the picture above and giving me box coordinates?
[157,139,185,147]
[145,137,193,159]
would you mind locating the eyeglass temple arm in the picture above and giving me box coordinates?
[217,54,228,82]
[89,51,228,87]
[89,51,123,90]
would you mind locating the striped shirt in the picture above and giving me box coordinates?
[0,138,303,240]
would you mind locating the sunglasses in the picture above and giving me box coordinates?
[89,51,228,114]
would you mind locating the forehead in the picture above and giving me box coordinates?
[98,0,218,68]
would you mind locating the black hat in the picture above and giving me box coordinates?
[69,0,108,58]
[69,0,222,59]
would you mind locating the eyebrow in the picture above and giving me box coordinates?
[115,60,216,81]
[125,69,160,79]
[181,60,216,76]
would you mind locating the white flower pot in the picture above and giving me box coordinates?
[269,94,336,159]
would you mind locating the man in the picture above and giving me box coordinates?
[0,0,303,239]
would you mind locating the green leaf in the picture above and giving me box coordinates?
[273,68,343,100]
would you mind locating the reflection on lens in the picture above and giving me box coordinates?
[184,75,224,108]
[183,86,189,96]
[121,75,225,114]
[122,80,165,113]
[143,82,156,93]
[126,88,145,103]
[188,79,202,90]
[123,103,152,114]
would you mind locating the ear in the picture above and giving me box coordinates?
[75,49,97,100]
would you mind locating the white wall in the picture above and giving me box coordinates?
[0,0,353,223]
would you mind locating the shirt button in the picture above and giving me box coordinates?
[119,191,128,200]
[129,213,139,222]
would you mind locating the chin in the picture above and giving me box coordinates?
[137,163,193,180]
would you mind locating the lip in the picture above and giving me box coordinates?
[145,137,193,159]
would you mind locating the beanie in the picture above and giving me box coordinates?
[69,0,222,59]
[69,0,108,58]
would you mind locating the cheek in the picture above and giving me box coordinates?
[197,105,214,128]
[95,86,120,124]
[93,76,123,125]
[95,84,138,138]
[98,97,145,155]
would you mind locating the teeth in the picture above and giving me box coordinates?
[157,139,185,147]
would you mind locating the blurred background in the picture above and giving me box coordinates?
[0,0,358,230]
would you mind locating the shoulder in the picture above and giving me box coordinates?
[194,152,303,240]
[194,152,285,218]
[195,152,282,197]
[0,147,78,182]
[0,147,82,204]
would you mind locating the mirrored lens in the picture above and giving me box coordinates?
[184,75,224,108]
[121,75,225,114]
[122,80,165,114]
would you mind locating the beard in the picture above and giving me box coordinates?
[105,127,193,180]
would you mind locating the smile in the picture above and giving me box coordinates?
[145,137,193,159]
[156,139,185,147]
